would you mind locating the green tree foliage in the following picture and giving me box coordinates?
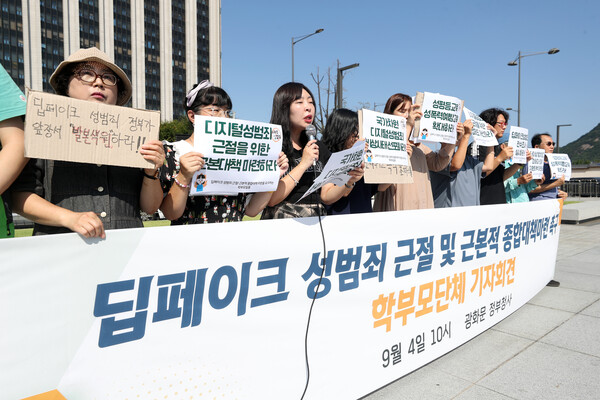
[159,117,193,142]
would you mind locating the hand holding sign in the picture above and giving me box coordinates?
[277,152,289,178]
[507,126,528,164]
[140,140,166,175]
[546,153,572,181]
[498,145,514,162]
[191,116,283,195]
[417,92,464,145]
[527,148,545,179]
[407,103,423,132]
[463,107,499,147]
[178,151,206,184]
[298,140,365,202]
[517,172,534,186]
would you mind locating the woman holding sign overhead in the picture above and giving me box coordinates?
[158,82,289,224]
[261,82,363,219]
[374,93,455,211]
[11,47,165,238]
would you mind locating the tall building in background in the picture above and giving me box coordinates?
[0,0,221,121]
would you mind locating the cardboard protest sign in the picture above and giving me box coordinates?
[463,107,498,146]
[190,116,283,195]
[507,126,528,165]
[416,92,463,145]
[411,92,424,141]
[363,162,413,184]
[546,153,572,181]
[24,90,159,169]
[528,148,546,180]
[359,109,413,184]
[298,140,365,202]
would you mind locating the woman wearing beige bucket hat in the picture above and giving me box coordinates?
[12,47,164,238]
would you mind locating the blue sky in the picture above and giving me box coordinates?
[221,0,599,147]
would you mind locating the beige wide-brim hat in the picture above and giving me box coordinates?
[50,47,132,106]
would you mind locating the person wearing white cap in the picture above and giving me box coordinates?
[11,47,164,238]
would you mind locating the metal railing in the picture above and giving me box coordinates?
[563,179,600,197]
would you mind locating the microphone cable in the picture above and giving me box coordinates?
[300,141,328,400]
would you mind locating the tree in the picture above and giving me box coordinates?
[159,117,193,142]
[310,66,334,134]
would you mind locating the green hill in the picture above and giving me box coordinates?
[560,123,600,165]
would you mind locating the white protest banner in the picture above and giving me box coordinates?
[298,140,365,202]
[528,148,546,179]
[24,90,159,169]
[508,126,529,164]
[463,107,498,146]
[358,109,413,184]
[416,92,463,145]
[2,201,562,400]
[546,153,572,181]
[190,115,283,195]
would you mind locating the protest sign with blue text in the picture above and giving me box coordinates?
[190,116,283,195]
[546,153,572,181]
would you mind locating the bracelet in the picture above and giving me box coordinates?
[173,174,190,189]
[345,182,355,189]
[286,174,299,186]
[143,169,159,180]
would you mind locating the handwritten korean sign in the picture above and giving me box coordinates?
[24,90,159,168]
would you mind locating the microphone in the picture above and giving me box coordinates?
[305,124,316,141]
[305,124,317,166]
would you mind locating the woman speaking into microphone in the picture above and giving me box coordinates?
[262,82,363,219]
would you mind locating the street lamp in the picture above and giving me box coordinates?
[506,107,519,120]
[291,28,324,82]
[507,48,559,126]
[336,61,359,109]
[556,124,571,153]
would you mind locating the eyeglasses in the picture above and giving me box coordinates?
[545,141,556,146]
[495,121,507,126]
[74,69,118,86]
[199,106,233,118]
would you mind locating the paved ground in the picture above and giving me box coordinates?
[363,213,600,400]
